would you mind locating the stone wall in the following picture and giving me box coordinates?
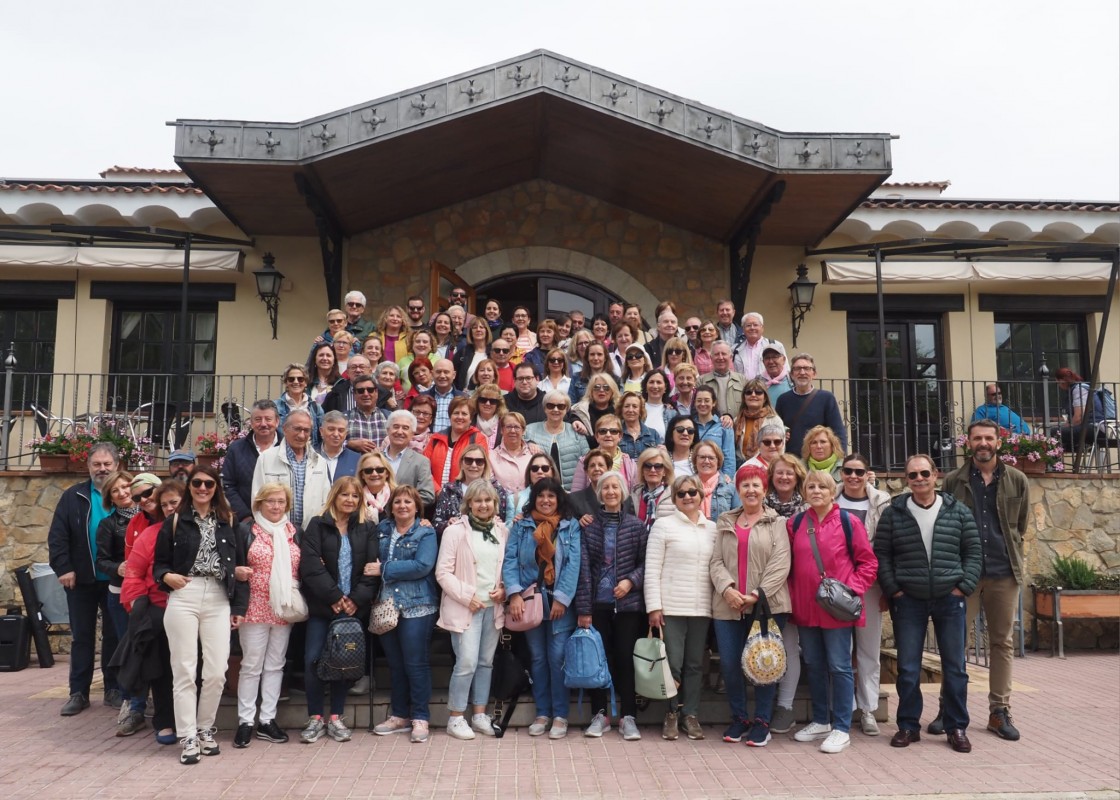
[346,178,729,319]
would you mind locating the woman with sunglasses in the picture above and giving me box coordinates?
[537,348,571,396]
[276,363,324,448]
[570,372,621,441]
[665,414,698,477]
[694,385,736,479]
[746,423,788,470]
[802,424,847,482]
[425,396,489,495]
[645,474,718,741]
[377,305,412,363]
[398,329,435,393]
[691,320,719,376]
[503,477,582,739]
[835,453,891,737]
[618,391,662,460]
[524,390,589,491]
[232,482,303,749]
[300,477,379,745]
[631,447,675,530]
[489,411,543,497]
[510,453,560,517]
[640,370,672,440]
[408,395,436,453]
[469,383,506,448]
[692,440,740,522]
[154,465,248,765]
[574,470,649,741]
[371,485,439,744]
[433,443,510,536]
[571,413,637,492]
[437,478,509,740]
[620,344,652,394]
[787,470,878,755]
[431,312,456,360]
[452,317,493,391]
[357,451,398,522]
[733,378,783,464]
[569,341,616,405]
[121,479,184,746]
[306,343,341,407]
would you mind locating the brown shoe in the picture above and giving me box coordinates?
[682,714,704,740]
[947,729,972,753]
[890,729,921,748]
[662,711,679,740]
[987,709,1021,741]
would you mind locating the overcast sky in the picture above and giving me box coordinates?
[4,0,1117,200]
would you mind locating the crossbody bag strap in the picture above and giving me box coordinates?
[784,389,819,431]
[806,521,828,579]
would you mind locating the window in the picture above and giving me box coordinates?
[110,304,218,412]
[0,304,57,411]
[994,317,1087,416]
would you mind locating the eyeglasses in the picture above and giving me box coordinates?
[675,489,700,499]
[477,396,499,405]
[665,348,685,356]
[354,387,377,394]
[516,375,535,381]
[592,384,611,391]
[413,410,432,418]
[450,292,467,299]
[328,318,346,324]
[907,469,933,480]
[346,302,364,307]
[462,457,486,467]
[190,479,216,489]
[491,347,511,354]
[684,325,700,331]
[760,438,783,447]
[131,487,155,503]
[842,467,867,477]
[408,305,424,312]
[547,357,565,365]
[544,402,567,411]
[286,376,307,384]
[643,463,665,471]
[361,467,388,476]
[696,454,717,461]
[743,388,766,396]
[596,428,621,436]
[503,424,524,432]
[529,464,552,473]
[626,353,645,361]
[792,366,814,373]
[673,426,696,435]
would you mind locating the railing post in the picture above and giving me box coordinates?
[1039,355,1050,440]
[1,342,16,467]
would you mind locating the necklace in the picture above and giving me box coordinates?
[912,495,937,510]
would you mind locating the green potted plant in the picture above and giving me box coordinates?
[1032,555,1120,629]
[957,431,1064,474]
[27,434,72,472]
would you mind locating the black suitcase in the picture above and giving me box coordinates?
[0,609,32,672]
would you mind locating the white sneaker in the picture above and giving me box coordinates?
[860,710,880,736]
[446,716,475,740]
[820,729,851,753]
[528,717,550,736]
[471,713,496,736]
[619,715,641,741]
[793,721,833,742]
[548,717,569,739]
[584,711,611,738]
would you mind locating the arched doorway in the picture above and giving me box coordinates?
[474,272,619,326]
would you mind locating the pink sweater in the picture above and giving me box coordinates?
[786,505,878,629]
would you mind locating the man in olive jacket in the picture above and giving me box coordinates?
[875,454,982,754]
[940,419,1028,742]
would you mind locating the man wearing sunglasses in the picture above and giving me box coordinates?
[503,362,546,425]
[167,449,196,482]
[489,340,516,391]
[342,290,377,342]
[253,409,331,528]
[345,375,389,455]
[322,355,376,415]
[939,419,1028,742]
[874,454,981,755]
[406,295,428,332]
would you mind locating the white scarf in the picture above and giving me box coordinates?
[253,512,308,623]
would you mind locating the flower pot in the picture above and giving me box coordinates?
[67,457,88,473]
[38,454,70,473]
[1034,588,1120,619]
[1014,456,1046,475]
[195,454,221,470]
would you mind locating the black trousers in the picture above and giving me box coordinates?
[589,606,646,719]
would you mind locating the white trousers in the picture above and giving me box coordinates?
[164,577,231,738]
[853,583,884,713]
[237,622,292,725]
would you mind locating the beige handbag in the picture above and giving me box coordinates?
[368,598,399,635]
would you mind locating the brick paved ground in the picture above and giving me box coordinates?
[0,651,1116,800]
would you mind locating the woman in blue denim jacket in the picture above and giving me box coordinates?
[369,485,439,744]
[502,477,581,740]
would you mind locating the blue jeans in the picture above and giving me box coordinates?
[104,592,135,704]
[798,625,854,733]
[891,592,969,733]
[65,581,119,697]
[304,615,353,717]
[713,613,788,723]
[448,606,500,713]
[379,612,437,721]
[523,618,574,718]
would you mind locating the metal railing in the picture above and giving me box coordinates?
[1,370,1117,473]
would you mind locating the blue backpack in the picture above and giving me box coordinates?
[563,626,616,717]
[1092,387,1117,423]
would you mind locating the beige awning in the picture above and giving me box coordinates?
[823,259,1113,283]
[0,245,242,271]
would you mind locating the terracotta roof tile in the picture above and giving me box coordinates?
[99,166,186,177]
[880,180,951,190]
[0,181,204,195]
[860,198,1120,212]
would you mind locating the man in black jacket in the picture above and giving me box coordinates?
[503,362,545,425]
[220,400,280,523]
[47,442,122,715]
[875,454,982,754]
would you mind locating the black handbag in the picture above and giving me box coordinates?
[315,616,366,682]
[806,519,863,623]
[488,630,532,738]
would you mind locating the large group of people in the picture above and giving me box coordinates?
[46,290,1027,765]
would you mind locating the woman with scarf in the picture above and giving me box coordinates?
[570,413,637,492]
[801,425,846,482]
[692,440,740,522]
[631,447,675,530]
[733,378,784,464]
[502,478,581,740]
[470,383,507,448]
[436,479,509,740]
[276,363,324,447]
[233,482,304,748]
[408,395,436,453]
[574,471,649,741]
[403,356,434,409]
[357,451,397,523]
[433,443,511,536]
[694,386,736,479]
[306,343,340,407]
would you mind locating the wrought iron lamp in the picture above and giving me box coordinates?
[253,253,284,340]
[788,263,817,347]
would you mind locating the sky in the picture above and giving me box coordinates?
[4,0,1118,200]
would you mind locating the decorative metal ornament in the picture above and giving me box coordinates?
[650,99,674,124]
[602,82,628,106]
[195,129,224,152]
[362,107,387,131]
[796,140,820,163]
[460,79,484,103]
[745,132,769,156]
[256,131,281,154]
[411,93,437,116]
[310,124,335,147]
[507,64,532,87]
[846,141,876,164]
[554,65,580,90]
[697,115,723,140]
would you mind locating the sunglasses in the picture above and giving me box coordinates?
[907,469,933,480]
[596,428,621,436]
[529,464,552,473]
[592,384,611,391]
[451,293,467,300]
[684,325,700,331]
[665,348,685,356]
[462,456,486,467]
[190,479,216,489]
[354,387,377,394]
[362,467,388,476]
[545,402,567,411]
[286,376,307,384]
[760,438,783,447]
[842,467,867,477]
[626,353,645,361]
[328,318,346,324]
[547,357,565,365]
[675,488,700,499]
[743,388,765,396]
[673,426,696,435]
[346,302,364,307]
[491,347,511,354]
[131,487,156,503]
[477,396,499,405]
[643,463,666,472]
[408,305,424,312]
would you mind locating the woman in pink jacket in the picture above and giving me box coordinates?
[786,470,878,755]
[435,479,509,741]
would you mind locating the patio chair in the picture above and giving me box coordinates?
[132,402,192,451]
[1087,419,1120,473]
[29,403,73,438]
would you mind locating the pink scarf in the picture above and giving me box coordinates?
[700,471,720,519]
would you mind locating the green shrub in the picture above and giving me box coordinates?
[1034,555,1120,591]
